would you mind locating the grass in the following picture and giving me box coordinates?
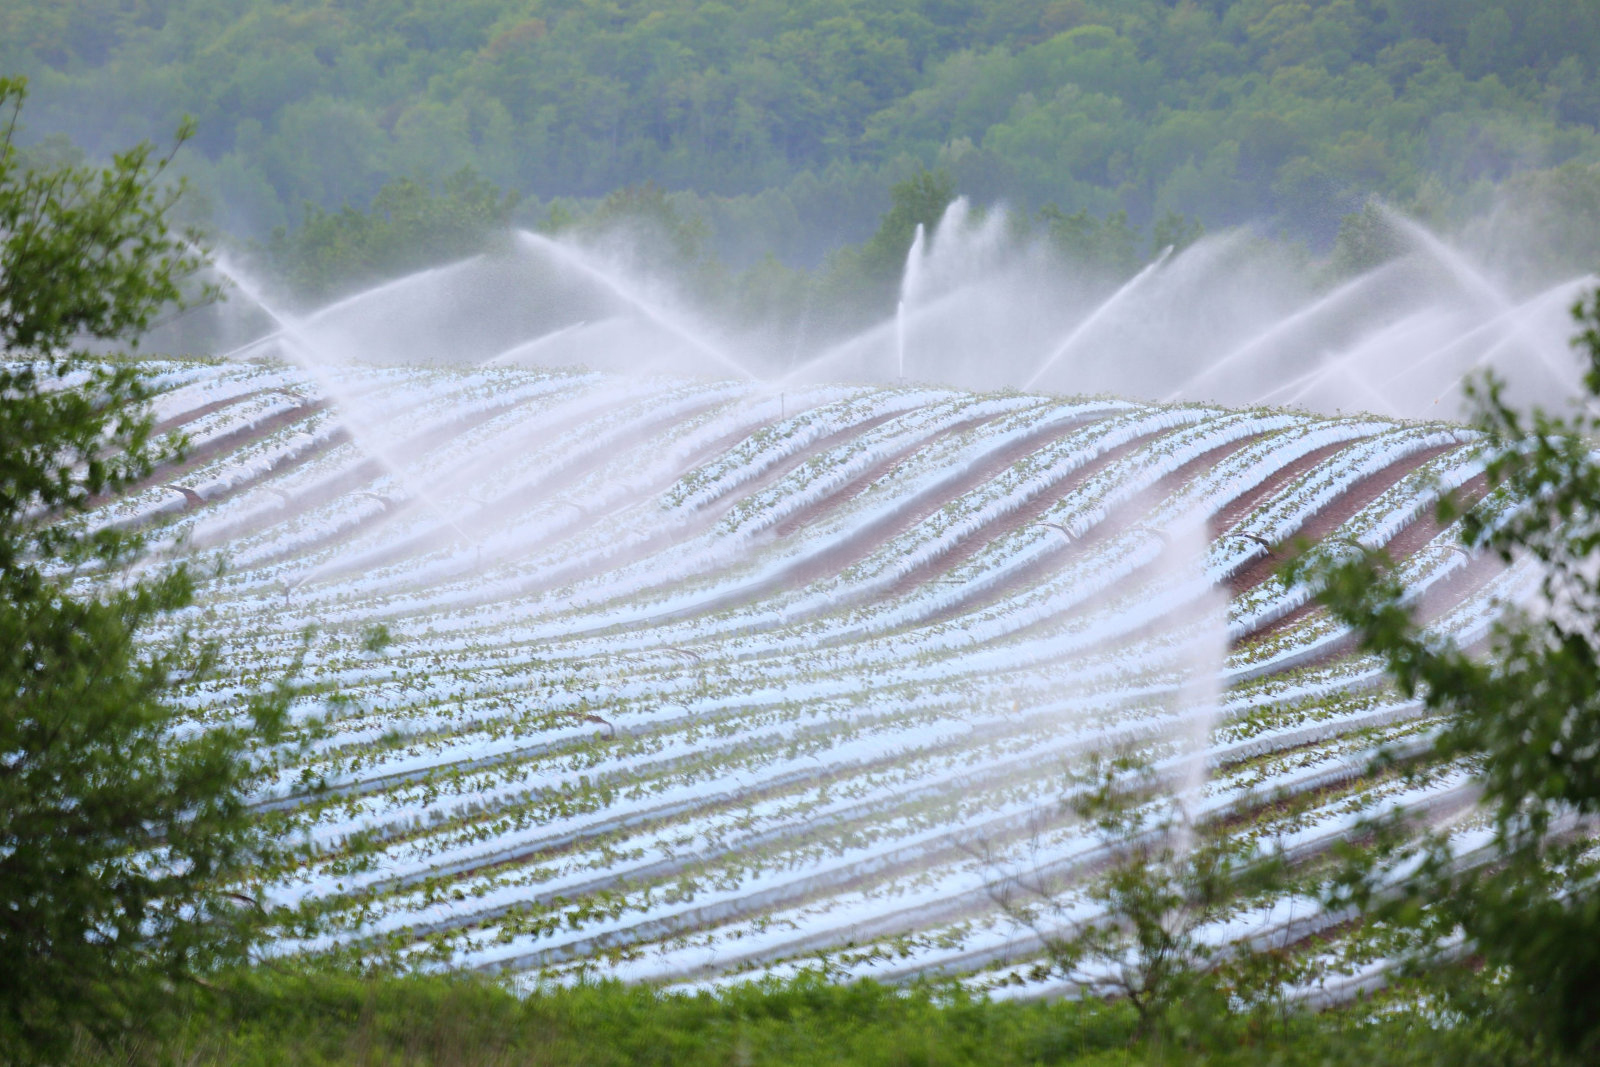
[67,966,1557,1067]
[82,970,1135,1067]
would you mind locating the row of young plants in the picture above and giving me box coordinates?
[203,404,1472,764]
[187,379,1472,771]
[105,358,1521,999]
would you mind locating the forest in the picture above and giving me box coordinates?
[5,0,1600,283]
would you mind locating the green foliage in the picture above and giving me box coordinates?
[10,0,1600,258]
[266,166,517,302]
[808,166,956,325]
[1148,210,1203,258]
[67,967,1143,1067]
[1039,204,1140,276]
[572,182,712,268]
[1005,754,1289,1041]
[856,167,958,283]
[1295,290,1600,1061]
[0,77,287,1064]
[1460,162,1600,286]
[359,622,393,654]
[560,180,734,310]
[54,963,1583,1066]
[1325,200,1404,281]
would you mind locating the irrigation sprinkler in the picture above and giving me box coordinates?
[1228,532,1275,555]
[163,483,205,509]
[1031,521,1074,542]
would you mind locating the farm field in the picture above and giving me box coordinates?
[89,355,1521,998]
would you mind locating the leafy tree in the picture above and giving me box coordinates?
[1149,209,1204,257]
[856,167,958,284]
[1324,199,1405,280]
[1038,203,1140,276]
[805,166,957,330]
[994,754,1288,1044]
[266,166,518,304]
[570,181,713,270]
[0,77,287,1063]
[1299,289,1600,1061]
[1463,162,1600,285]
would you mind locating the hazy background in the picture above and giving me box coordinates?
[7,0,1600,414]
[5,2,1600,256]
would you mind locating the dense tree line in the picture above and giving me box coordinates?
[4,0,1600,266]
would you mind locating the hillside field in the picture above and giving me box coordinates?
[74,351,1521,1000]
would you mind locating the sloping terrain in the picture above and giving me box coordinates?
[81,357,1523,995]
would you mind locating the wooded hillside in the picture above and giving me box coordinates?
[5,0,1599,263]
